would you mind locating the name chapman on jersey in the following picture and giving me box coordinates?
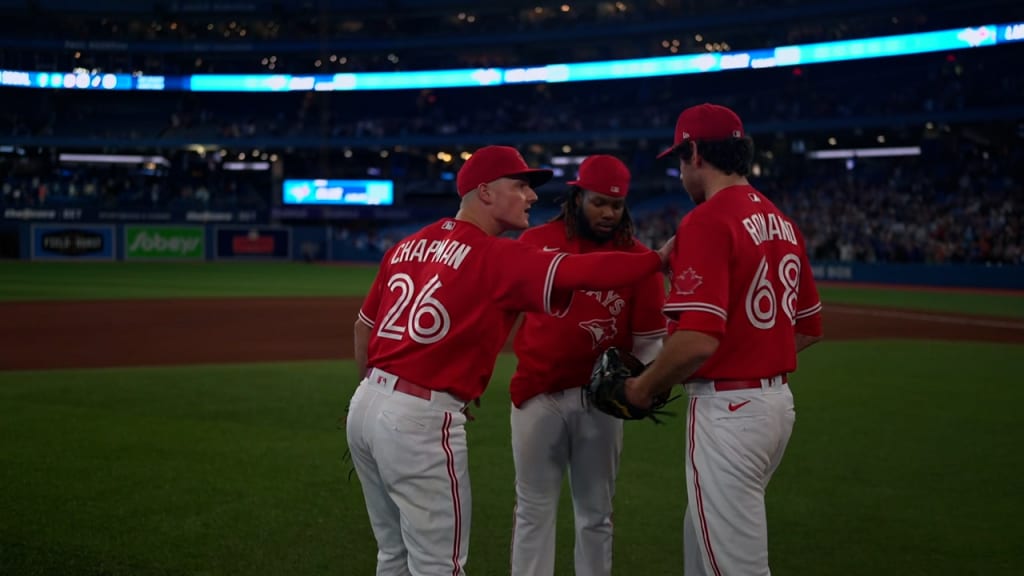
[742,212,798,246]
[390,238,472,269]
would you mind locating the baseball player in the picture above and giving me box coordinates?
[623,104,824,575]
[346,145,673,575]
[508,155,667,576]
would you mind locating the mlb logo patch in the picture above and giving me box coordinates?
[610,186,620,193]
[442,221,456,231]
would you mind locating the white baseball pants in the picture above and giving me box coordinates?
[509,388,623,576]
[346,369,471,576]
[682,377,795,576]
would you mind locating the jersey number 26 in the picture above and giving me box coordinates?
[377,273,451,344]
[745,254,801,330]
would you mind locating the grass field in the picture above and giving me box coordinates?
[2,262,1023,318]
[1,262,1022,575]
[818,285,1024,318]
[1,344,1022,575]
[0,262,377,300]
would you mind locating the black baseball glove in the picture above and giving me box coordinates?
[582,347,677,423]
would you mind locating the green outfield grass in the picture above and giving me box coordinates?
[0,262,377,300]
[1,342,1021,575]
[2,262,1023,319]
[819,285,1024,319]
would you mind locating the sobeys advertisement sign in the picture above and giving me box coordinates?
[125,226,205,260]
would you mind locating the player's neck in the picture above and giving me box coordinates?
[704,175,750,202]
[454,208,501,236]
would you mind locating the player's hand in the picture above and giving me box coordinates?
[624,377,653,410]
[463,398,482,422]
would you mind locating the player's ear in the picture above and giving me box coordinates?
[475,182,493,205]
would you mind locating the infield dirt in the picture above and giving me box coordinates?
[2,297,1022,371]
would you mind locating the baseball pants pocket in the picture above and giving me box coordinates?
[381,409,430,433]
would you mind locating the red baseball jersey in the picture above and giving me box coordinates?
[511,222,667,407]
[664,184,823,380]
[358,218,571,402]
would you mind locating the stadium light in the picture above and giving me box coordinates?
[0,22,1020,93]
[58,153,170,166]
[806,146,922,159]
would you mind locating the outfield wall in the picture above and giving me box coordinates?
[810,262,1024,290]
[6,222,1023,289]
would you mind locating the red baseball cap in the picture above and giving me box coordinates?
[656,103,745,159]
[456,145,554,197]
[568,154,630,198]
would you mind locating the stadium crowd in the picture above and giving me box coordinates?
[4,45,1020,156]
[633,144,1023,265]
[0,161,270,211]
[3,121,1021,265]
[0,0,1019,266]
[323,143,1023,266]
[0,0,1002,76]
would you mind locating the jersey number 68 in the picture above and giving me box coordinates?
[745,254,801,330]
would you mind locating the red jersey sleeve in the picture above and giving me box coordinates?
[490,238,571,316]
[663,212,732,338]
[359,247,396,327]
[793,233,823,336]
[632,267,668,336]
[358,269,386,328]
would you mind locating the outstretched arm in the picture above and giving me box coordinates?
[626,330,719,407]
[552,236,673,291]
[553,251,660,290]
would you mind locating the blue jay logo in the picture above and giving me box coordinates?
[579,318,617,349]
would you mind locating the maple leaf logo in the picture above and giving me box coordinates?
[674,268,703,295]
[579,318,618,349]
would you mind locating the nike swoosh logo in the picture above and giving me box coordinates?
[542,246,560,252]
[728,400,751,412]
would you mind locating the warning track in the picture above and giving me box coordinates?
[1,298,1020,371]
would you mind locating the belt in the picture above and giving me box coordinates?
[393,377,434,401]
[712,374,788,392]
[368,367,462,403]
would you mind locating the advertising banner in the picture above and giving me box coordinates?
[30,224,115,260]
[124,226,205,260]
[811,261,1024,290]
[2,206,266,224]
[214,227,290,260]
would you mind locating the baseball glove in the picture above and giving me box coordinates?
[583,347,677,423]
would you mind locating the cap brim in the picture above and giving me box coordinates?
[656,144,680,160]
[506,168,554,189]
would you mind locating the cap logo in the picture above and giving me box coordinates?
[610,185,620,193]
[681,131,691,139]
[732,130,742,137]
